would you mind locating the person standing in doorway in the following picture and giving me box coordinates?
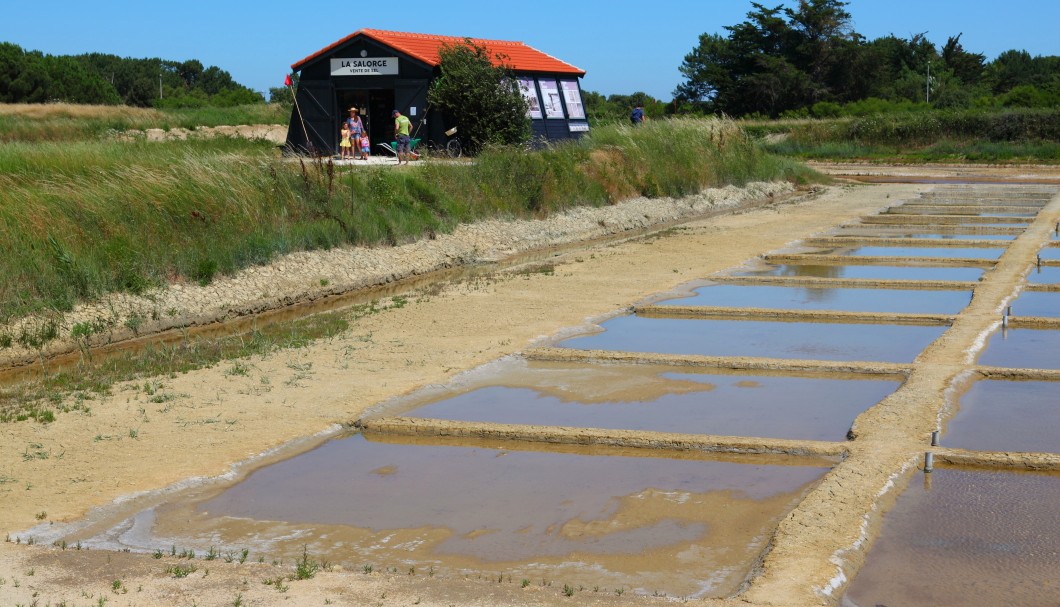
[358,131,371,161]
[339,122,353,160]
[393,109,412,165]
[345,107,364,158]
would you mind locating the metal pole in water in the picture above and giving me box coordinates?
[1038,255,1042,269]
[924,451,934,473]
[931,431,940,446]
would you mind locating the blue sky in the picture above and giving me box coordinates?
[3,1,1057,100]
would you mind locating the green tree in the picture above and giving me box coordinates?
[427,39,530,154]
[675,0,858,116]
[941,34,985,87]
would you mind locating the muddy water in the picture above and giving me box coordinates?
[135,434,829,598]
[397,362,898,441]
[660,284,971,314]
[1007,290,1060,317]
[977,327,1060,369]
[805,246,1006,259]
[558,316,946,363]
[843,468,1060,607]
[734,263,985,281]
[943,379,1060,453]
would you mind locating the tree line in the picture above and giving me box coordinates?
[0,42,261,108]
[585,0,1060,122]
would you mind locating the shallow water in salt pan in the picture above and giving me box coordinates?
[558,315,945,363]
[660,284,970,314]
[1026,265,1060,284]
[734,263,984,281]
[807,246,1005,259]
[1006,290,1060,317]
[144,435,829,598]
[943,379,1060,453]
[977,327,1060,369]
[843,468,1060,607]
[403,364,899,441]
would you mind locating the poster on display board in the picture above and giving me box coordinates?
[559,80,585,119]
[538,80,565,119]
[517,78,543,119]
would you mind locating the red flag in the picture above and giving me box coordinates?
[284,74,293,87]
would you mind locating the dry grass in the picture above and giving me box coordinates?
[0,102,165,122]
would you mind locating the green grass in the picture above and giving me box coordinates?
[0,116,809,329]
[0,113,816,424]
[0,103,288,143]
[749,107,1060,162]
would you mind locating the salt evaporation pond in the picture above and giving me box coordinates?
[559,315,945,363]
[943,379,1060,453]
[401,364,899,441]
[660,284,970,314]
[129,434,831,599]
[735,263,984,282]
[844,468,1060,607]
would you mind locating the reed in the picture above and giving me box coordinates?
[0,114,810,328]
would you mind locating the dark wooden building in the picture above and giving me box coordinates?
[285,29,588,155]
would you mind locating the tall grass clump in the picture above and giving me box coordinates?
[0,113,804,330]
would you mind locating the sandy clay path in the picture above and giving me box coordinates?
[1,164,1059,606]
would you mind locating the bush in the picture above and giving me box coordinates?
[428,40,530,154]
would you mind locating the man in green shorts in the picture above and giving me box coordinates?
[393,109,412,165]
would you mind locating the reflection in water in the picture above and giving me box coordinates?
[1006,291,1060,317]
[736,264,985,282]
[809,246,1005,259]
[978,327,1060,369]
[1037,247,1060,261]
[405,371,898,441]
[845,469,1060,607]
[1027,265,1060,284]
[944,379,1060,453]
[560,315,946,363]
[136,435,829,598]
[661,284,971,314]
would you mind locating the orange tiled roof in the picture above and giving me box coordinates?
[291,29,585,76]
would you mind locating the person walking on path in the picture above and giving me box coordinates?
[393,109,412,165]
[345,107,365,159]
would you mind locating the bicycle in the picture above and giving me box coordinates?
[440,126,462,158]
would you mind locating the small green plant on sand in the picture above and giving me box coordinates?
[295,545,318,580]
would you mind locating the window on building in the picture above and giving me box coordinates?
[559,80,585,119]
[538,80,565,119]
[518,77,543,119]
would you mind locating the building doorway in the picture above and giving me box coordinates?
[337,89,394,153]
